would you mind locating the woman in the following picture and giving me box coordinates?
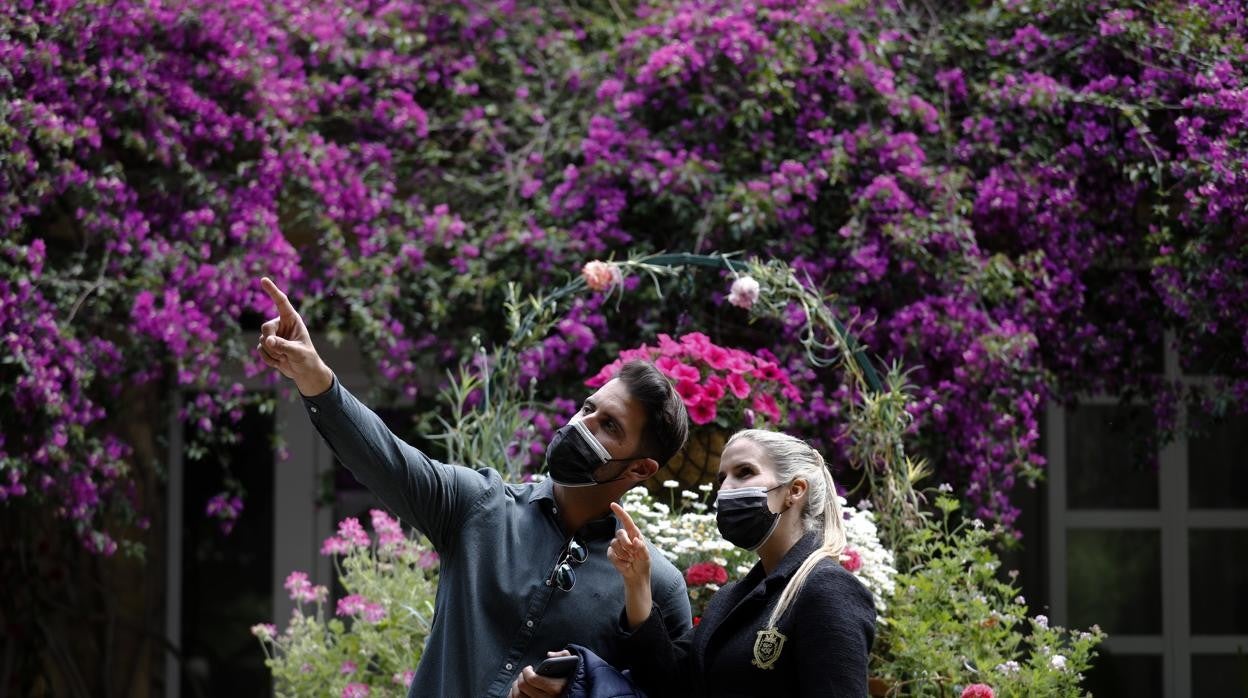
[608,429,875,697]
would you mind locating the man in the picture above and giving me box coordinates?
[255,278,692,698]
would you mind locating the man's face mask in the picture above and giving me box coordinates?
[714,484,784,551]
[545,418,642,487]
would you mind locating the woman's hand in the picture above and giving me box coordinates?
[608,502,652,630]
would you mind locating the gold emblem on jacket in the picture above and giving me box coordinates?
[751,627,787,669]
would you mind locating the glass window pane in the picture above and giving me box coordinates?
[1192,654,1248,696]
[1068,529,1162,634]
[1066,405,1158,509]
[1082,653,1163,698]
[1189,408,1248,509]
[1190,530,1248,635]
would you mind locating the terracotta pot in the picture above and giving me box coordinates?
[868,676,892,696]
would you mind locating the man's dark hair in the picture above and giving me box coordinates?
[617,360,689,467]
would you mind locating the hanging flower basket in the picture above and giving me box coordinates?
[655,425,729,493]
[586,330,802,491]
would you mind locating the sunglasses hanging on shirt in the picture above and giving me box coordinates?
[546,538,588,592]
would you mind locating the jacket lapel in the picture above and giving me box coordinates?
[696,567,761,656]
[700,533,823,653]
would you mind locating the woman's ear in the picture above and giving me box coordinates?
[788,477,808,505]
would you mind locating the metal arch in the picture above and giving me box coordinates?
[643,253,884,394]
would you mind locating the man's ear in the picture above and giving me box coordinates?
[630,457,660,481]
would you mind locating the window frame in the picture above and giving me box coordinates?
[1046,338,1248,696]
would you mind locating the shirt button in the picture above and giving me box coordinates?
[552,506,558,514]
[309,406,318,413]
[526,620,534,628]
[505,663,514,671]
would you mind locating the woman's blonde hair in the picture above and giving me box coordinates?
[725,429,847,629]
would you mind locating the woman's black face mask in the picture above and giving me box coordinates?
[545,418,647,486]
[714,484,784,551]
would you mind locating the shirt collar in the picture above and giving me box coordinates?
[525,477,619,541]
[527,475,556,504]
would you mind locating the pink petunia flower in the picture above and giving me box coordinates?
[961,684,994,698]
[726,373,751,399]
[751,392,781,422]
[656,333,683,356]
[688,400,717,425]
[674,379,705,405]
[702,376,726,403]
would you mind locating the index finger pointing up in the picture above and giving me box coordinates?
[260,277,297,318]
[610,502,643,541]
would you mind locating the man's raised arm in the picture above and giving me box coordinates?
[255,277,489,550]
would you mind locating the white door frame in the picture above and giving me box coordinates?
[164,339,371,696]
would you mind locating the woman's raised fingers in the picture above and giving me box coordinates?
[610,502,644,541]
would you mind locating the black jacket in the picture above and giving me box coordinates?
[562,644,649,698]
[620,532,876,697]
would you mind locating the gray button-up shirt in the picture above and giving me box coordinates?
[304,377,693,698]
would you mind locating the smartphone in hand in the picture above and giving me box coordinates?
[534,654,580,679]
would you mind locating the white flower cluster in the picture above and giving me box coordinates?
[621,489,899,617]
[621,488,736,564]
[840,498,898,613]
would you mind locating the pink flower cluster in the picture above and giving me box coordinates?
[370,509,406,549]
[336,594,387,623]
[320,511,439,571]
[320,516,372,555]
[283,571,328,605]
[587,332,801,427]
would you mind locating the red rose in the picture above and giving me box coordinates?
[685,561,729,587]
[840,547,863,573]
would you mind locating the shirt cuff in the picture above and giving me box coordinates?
[300,374,341,415]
